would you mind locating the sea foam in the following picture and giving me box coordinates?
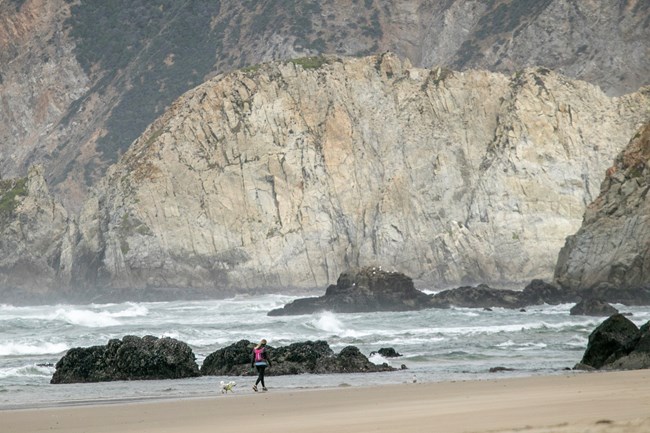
[0,342,68,357]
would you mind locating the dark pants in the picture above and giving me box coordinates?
[255,365,266,387]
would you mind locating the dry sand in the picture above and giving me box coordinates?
[4,369,650,433]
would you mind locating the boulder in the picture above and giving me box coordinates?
[268,267,435,316]
[199,339,255,376]
[200,340,395,376]
[606,321,650,370]
[51,335,200,384]
[370,347,402,358]
[570,299,619,316]
[520,279,572,305]
[575,314,640,370]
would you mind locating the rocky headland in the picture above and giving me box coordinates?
[2,53,649,304]
[554,121,650,304]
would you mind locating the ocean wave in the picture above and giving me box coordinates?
[52,308,121,327]
[0,342,68,357]
[0,364,55,379]
[496,340,547,350]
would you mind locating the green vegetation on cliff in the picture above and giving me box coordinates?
[0,177,27,225]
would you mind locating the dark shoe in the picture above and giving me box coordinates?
[252,385,258,392]
[262,387,268,391]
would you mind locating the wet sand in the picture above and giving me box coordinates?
[4,369,650,433]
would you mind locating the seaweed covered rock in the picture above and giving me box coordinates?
[51,335,200,384]
[606,321,650,370]
[200,340,395,376]
[200,339,254,376]
[575,314,641,370]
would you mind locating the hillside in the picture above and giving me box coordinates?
[1,0,648,209]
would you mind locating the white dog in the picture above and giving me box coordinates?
[220,380,236,394]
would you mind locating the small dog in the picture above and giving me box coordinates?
[220,380,236,394]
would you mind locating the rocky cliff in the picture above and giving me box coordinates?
[1,0,648,210]
[554,120,650,302]
[61,54,648,298]
[0,166,75,301]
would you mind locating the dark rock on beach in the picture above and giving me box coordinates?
[50,335,200,384]
[268,267,435,316]
[570,298,619,316]
[200,340,396,376]
[199,339,254,376]
[575,314,650,370]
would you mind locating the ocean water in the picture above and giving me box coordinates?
[1,294,648,409]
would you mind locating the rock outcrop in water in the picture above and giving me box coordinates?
[268,269,577,316]
[575,314,650,370]
[569,299,618,317]
[200,340,396,376]
[50,335,200,384]
[432,279,572,309]
[268,267,436,315]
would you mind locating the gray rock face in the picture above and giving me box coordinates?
[2,0,648,211]
[0,166,75,303]
[50,335,200,384]
[67,54,650,297]
[555,122,650,303]
[2,52,650,301]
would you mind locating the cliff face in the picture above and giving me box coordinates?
[555,120,650,297]
[0,166,75,300]
[1,0,648,210]
[68,54,649,296]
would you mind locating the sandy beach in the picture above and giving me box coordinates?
[4,369,650,433]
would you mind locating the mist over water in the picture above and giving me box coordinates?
[1,295,648,409]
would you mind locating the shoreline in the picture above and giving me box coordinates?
[4,369,650,433]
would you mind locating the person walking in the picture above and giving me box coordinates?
[251,339,271,392]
